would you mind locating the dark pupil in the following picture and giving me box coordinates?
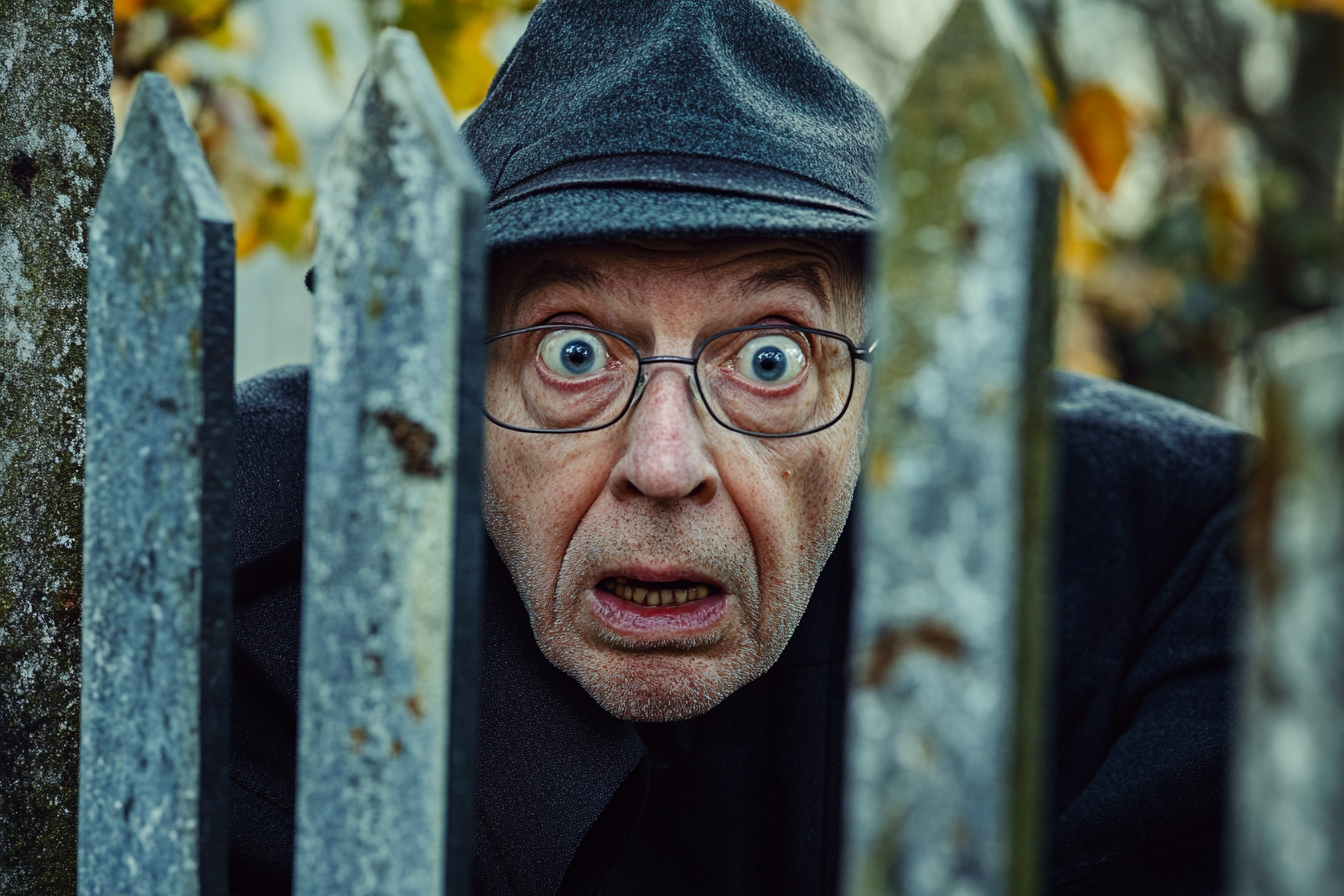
[753,346,787,381]
[562,340,595,373]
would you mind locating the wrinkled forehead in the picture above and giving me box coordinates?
[488,238,866,333]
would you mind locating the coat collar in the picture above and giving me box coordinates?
[472,546,646,895]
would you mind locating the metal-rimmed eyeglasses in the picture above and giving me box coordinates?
[483,324,874,438]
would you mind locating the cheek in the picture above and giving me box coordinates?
[483,429,616,567]
[720,430,860,587]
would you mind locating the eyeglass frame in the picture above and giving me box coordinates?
[482,322,876,438]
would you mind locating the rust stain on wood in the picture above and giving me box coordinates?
[373,410,443,478]
[863,619,968,687]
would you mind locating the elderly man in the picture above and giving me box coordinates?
[228,1,1245,894]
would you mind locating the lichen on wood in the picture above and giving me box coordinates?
[0,2,113,893]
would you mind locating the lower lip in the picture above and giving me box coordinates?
[589,587,729,636]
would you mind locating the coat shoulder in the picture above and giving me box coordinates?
[1052,370,1247,528]
[1053,370,1244,470]
[234,365,310,566]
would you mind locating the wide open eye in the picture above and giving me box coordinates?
[538,329,609,378]
[734,334,806,385]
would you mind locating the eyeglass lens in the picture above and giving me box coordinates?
[484,326,855,436]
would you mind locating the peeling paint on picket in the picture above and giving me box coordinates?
[78,73,235,896]
[292,29,487,896]
[843,1,1059,894]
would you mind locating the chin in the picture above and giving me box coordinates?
[546,645,768,722]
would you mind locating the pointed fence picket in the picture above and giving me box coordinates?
[78,72,236,896]
[842,2,1060,894]
[290,28,487,896]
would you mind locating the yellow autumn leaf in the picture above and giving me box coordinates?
[1202,178,1255,283]
[310,20,341,83]
[438,11,499,112]
[160,0,231,31]
[775,0,810,14]
[1057,192,1109,278]
[395,1,544,112]
[1061,84,1132,195]
[246,88,303,168]
[236,183,316,259]
[202,10,241,49]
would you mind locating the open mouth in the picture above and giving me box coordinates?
[598,576,715,607]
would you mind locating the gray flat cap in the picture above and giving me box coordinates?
[460,0,887,252]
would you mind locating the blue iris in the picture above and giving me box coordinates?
[562,340,596,374]
[752,346,788,381]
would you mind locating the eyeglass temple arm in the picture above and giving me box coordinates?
[853,339,878,363]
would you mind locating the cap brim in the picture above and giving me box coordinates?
[485,187,877,254]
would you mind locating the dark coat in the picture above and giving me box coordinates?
[228,366,1246,896]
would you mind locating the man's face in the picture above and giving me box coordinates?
[483,238,867,722]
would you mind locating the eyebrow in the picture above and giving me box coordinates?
[740,262,833,312]
[505,261,607,320]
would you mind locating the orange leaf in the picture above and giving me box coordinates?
[1262,0,1344,15]
[1061,84,1132,194]
[113,0,150,23]
[775,0,810,15]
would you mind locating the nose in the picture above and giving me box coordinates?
[610,366,719,505]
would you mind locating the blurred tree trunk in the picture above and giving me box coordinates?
[0,2,114,893]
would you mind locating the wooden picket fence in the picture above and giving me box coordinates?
[71,7,1344,896]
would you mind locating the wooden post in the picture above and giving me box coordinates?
[1234,308,1344,896]
[78,73,235,896]
[0,2,114,890]
[843,1,1059,894]
[292,29,486,896]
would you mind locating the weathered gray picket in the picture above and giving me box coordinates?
[78,73,235,896]
[1233,307,1344,896]
[843,1,1059,894]
[291,28,486,896]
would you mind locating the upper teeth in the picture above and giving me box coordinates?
[601,577,711,606]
